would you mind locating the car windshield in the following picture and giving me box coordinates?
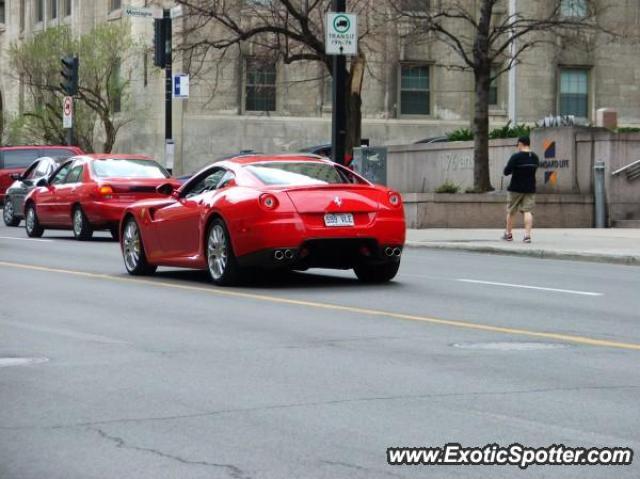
[91,159,169,179]
[245,162,353,186]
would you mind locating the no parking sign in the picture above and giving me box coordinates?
[63,96,73,128]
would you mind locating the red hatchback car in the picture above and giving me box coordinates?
[119,154,406,285]
[24,154,179,240]
[0,145,83,204]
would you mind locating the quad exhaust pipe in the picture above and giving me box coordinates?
[274,250,285,260]
[284,249,293,259]
[393,247,402,257]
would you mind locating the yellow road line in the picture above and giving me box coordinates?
[2,260,639,351]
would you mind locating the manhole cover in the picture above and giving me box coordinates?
[452,342,567,351]
[0,357,49,367]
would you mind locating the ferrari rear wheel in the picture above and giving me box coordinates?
[25,204,44,238]
[3,199,21,227]
[122,217,157,276]
[206,218,241,286]
[72,206,93,241]
[354,261,400,284]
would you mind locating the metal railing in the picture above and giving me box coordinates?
[611,160,640,181]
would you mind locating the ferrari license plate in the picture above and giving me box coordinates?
[324,213,354,227]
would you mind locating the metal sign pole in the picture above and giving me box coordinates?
[331,0,347,166]
[164,9,173,173]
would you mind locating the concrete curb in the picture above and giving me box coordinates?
[405,241,640,266]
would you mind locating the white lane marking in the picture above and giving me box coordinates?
[458,279,603,297]
[0,320,129,344]
[0,236,53,242]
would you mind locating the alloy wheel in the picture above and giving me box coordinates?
[207,224,228,281]
[123,220,141,272]
[3,201,14,223]
[26,207,35,233]
[73,209,83,236]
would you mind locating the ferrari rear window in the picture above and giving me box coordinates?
[245,162,353,186]
[91,159,169,179]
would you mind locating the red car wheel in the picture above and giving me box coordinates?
[25,204,44,238]
[206,218,241,286]
[122,217,157,276]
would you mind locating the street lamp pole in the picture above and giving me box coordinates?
[331,0,347,165]
[508,0,518,124]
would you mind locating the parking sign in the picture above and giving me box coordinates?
[325,13,357,55]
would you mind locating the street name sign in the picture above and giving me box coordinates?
[173,74,190,99]
[124,6,161,19]
[325,13,357,55]
[63,96,73,129]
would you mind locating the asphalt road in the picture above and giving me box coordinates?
[1,220,639,479]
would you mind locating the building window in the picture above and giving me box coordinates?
[0,0,5,24]
[20,0,25,30]
[64,0,71,16]
[245,0,272,6]
[560,0,587,18]
[559,68,589,118]
[489,67,499,106]
[49,0,57,19]
[36,0,44,22]
[400,0,429,12]
[400,64,430,115]
[109,0,121,12]
[245,59,276,112]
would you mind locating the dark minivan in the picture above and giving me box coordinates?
[0,146,83,205]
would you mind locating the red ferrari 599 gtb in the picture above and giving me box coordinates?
[120,154,406,285]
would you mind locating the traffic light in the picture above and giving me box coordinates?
[154,18,168,68]
[60,55,79,96]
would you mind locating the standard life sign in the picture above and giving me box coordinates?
[325,13,357,55]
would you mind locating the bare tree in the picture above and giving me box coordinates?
[397,0,607,192]
[9,23,137,152]
[175,0,379,161]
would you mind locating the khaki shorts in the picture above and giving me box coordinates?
[507,192,535,214]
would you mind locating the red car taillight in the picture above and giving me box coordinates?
[259,193,279,210]
[388,192,402,208]
[98,185,114,199]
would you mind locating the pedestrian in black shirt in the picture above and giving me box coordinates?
[502,136,539,243]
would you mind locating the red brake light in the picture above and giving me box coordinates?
[259,193,278,210]
[388,192,402,207]
[98,185,113,199]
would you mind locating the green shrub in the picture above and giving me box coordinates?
[445,123,532,142]
[447,128,474,141]
[489,122,532,139]
[435,180,461,194]
[617,127,640,133]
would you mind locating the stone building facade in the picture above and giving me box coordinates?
[0,0,639,175]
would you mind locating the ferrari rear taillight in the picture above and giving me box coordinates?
[388,192,402,207]
[259,193,279,210]
[98,185,114,199]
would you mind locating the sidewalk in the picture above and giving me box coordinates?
[406,229,640,266]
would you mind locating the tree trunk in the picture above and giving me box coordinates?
[472,68,494,192]
[102,116,116,153]
[345,53,365,162]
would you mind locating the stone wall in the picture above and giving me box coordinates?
[402,193,595,229]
